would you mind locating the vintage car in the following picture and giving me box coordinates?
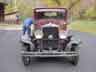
[20,8,81,66]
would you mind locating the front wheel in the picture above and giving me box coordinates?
[71,56,79,66]
[22,56,31,66]
[70,43,79,65]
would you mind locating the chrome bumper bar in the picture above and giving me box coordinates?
[21,51,80,57]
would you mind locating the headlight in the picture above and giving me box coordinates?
[59,32,67,39]
[34,30,43,39]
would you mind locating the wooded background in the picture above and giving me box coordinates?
[5,0,96,20]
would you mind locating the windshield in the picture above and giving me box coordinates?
[35,12,65,19]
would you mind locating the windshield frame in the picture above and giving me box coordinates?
[34,8,68,20]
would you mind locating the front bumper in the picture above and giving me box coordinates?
[21,51,80,57]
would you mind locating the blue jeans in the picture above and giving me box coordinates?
[23,26,31,37]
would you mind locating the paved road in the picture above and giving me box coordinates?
[0,30,96,72]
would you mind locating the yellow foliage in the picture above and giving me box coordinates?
[42,0,70,7]
[42,0,58,7]
[85,7,96,17]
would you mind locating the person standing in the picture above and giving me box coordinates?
[23,18,34,37]
[16,12,21,24]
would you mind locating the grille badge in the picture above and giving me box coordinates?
[48,35,53,39]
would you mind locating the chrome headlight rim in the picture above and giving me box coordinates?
[59,31,67,39]
[34,29,43,39]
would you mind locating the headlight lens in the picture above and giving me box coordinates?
[34,30,43,39]
[59,32,67,39]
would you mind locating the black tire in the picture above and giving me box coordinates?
[70,43,79,66]
[22,56,31,66]
[71,56,79,66]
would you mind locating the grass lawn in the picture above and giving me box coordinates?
[70,20,96,35]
